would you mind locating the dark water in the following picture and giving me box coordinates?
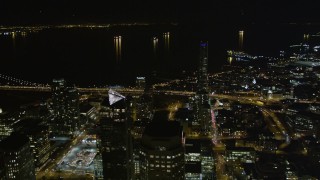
[0,24,319,86]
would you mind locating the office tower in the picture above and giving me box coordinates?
[132,119,151,178]
[93,153,104,180]
[26,125,50,169]
[98,98,132,179]
[135,94,153,121]
[199,139,215,179]
[188,42,215,180]
[197,41,209,93]
[52,79,67,112]
[51,79,67,136]
[136,77,146,90]
[185,139,215,179]
[13,119,51,169]
[185,139,201,179]
[66,88,80,132]
[140,120,185,180]
[51,79,79,137]
[0,112,15,140]
[193,41,212,136]
[0,133,35,180]
[132,75,153,121]
[131,90,153,178]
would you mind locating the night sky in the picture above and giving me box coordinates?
[1,0,320,25]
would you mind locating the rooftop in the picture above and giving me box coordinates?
[144,120,181,138]
[0,133,29,151]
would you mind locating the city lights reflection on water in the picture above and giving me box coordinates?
[114,35,122,62]
[303,33,310,42]
[12,32,16,49]
[152,36,158,55]
[238,30,244,51]
[228,57,233,64]
[163,32,170,52]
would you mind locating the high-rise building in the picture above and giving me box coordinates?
[197,41,209,93]
[0,133,35,180]
[0,112,15,140]
[193,41,212,136]
[52,79,67,111]
[66,88,80,132]
[131,119,151,178]
[98,98,132,179]
[13,119,51,169]
[130,87,153,178]
[140,120,185,180]
[185,139,215,179]
[93,153,104,180]
[187,42,215,180]
[51,79,67,135]
[185,139,201,179]
[136,77,146,90]
[51,79,79,137]
[135,94,153,121]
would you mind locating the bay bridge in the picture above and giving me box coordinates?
[0,73,195,96]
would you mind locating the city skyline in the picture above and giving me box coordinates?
[1,1,320,180]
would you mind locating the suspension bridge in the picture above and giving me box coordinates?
[0,73,195,96]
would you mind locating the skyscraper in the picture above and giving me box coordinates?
[0,133,36,180]
[193,41,212,136]
[185,139,215,179]
[98,97,133,179]
[140,120,185,180]
[130,91,153,178]
[51,79,79,137]
[188,42,215,179]
[13,119,51,169]
[197,41,209,93]
[51,79,67,136]
[136,77,146,90]
[65,88,80,132]
[0,112,15,140]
